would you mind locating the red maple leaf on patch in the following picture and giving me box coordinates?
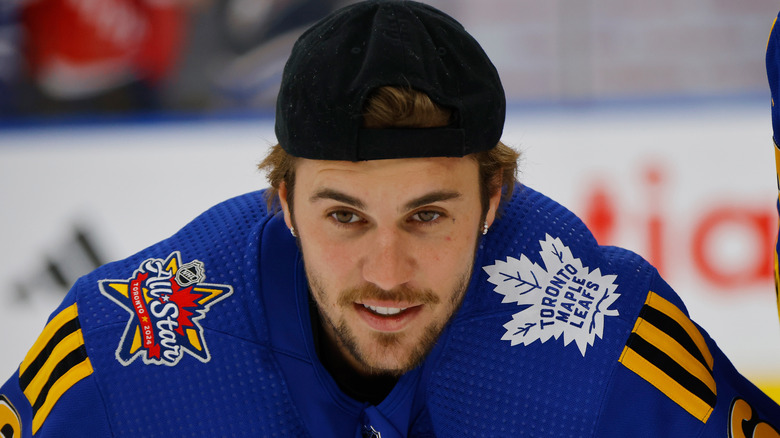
[167,282,205,336]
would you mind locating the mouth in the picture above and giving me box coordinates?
[354,302,423,332]
[362,304,408,316]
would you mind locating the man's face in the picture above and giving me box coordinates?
[279,156,500,376]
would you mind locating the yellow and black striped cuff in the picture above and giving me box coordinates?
[619,291,716,422]
[18,303,93,435]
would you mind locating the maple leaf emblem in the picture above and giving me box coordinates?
[483,234,620,356]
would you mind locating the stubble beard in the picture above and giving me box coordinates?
[308,267,473,377]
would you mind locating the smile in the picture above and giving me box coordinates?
[362,304,408,316]
[354,302,423,332]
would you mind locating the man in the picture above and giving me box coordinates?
[2,1,779,436]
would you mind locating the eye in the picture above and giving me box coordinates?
[330,210,362,224]
[411,211,441,223]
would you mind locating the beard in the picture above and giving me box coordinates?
[307,267,473,377]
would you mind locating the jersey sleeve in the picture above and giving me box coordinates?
[0,294,111,437]
[766,11,780,324]
[774,140,780,323]
[593,273,780,436]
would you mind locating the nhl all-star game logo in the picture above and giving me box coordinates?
[99,251,233,366]
[483,234,620,356]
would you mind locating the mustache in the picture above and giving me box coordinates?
[337,283,440,306]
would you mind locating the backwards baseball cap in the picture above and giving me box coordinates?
[275,0,506,161]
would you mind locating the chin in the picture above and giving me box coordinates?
[356,325,442,376]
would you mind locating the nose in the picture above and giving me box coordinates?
[361,226,415,291]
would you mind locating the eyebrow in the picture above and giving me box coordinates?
[403,190,461,211]
[309,188,461,212]
[309,189,366,209]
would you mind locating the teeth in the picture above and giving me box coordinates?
[363,304,407,316]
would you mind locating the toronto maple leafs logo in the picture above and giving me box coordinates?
[99,251,233,366]
[482,234,620,356]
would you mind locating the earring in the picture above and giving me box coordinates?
[482,221,489,235]
[290,227,297,237]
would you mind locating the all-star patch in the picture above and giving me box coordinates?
[99,251,233,366]
[482,234,620,356]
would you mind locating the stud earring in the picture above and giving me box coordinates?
[290,227,297,237]
[482,221,489,235]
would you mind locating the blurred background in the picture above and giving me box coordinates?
[0,0,773,115]
[1,0,780,401]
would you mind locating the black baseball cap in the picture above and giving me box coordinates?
[275,0,506,161]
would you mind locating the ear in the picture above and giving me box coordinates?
[484,177,502,228]
[278,182,294,230]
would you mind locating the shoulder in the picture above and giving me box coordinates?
[72,189,274,357]
[425,185,780,436]
[423,185,657,435]
[30,188,275,356]
[0,190,304,435]
[17,189,275,390]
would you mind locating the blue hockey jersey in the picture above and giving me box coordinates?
[1,185,778,437]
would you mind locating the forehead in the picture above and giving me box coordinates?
[294,156,480,194]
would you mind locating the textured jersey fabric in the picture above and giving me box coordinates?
[1,184,778,437]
